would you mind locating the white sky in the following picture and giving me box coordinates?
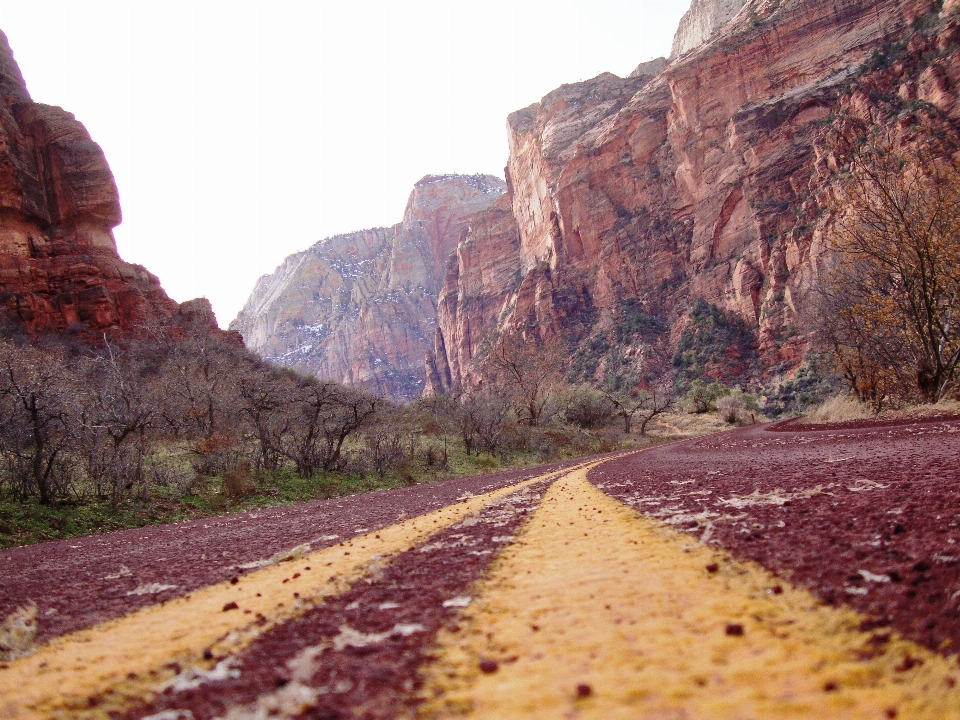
[0,1,689,327]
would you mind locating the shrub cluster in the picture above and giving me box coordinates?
[0,326,678,514]
[681,379,760,424]
[0,323,381,506]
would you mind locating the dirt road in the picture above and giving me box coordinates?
[1,417,958,719]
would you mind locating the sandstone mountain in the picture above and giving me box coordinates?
[230,175,506,399]
[427,0,960,401]
[0,31,218,341]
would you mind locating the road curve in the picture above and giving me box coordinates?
[0,417,958,719]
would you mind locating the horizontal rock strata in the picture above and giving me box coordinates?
[431,0,959,393]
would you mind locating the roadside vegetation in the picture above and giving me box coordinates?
[815,121,960,411]
[0,316,699,549]
[803,395,960,425]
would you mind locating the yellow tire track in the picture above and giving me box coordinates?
[0,462,599,720]
[417,467,960,719]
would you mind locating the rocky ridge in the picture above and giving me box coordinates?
[429,0,960,397]
[230,175,505,399]
[0,30,214,340]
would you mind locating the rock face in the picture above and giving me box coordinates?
[231,175,506,399]
[0,30,197,339]
[431,0,958,393]
[670,0,748,58]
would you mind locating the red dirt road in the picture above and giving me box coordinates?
[591,414,960,655]
[0,456,592,645]
[2,417,959,719]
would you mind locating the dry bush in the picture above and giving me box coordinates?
[529,427,574,458]
[588,427,627,454]
[931,398,960,413]
[564,384,615,429]
[715,395,744,424]
[222,463,256,500]
[648,410,729,438]
[146,455,197,496]
[805,395,875,423]
[0,341,78,504]
[821,125,960,405]
[486,332,564,427]
[192,433,242,477]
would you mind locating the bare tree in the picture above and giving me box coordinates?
[282,379,380,476]
[458,389,512,456]
[148,326,244,440]
[75,340,156,502]
[237,363,293,471]
[361,403,411,477]
[487,332,564,427]
[0,341,78,504]
[603,381,674,435]
[822,128,960,402]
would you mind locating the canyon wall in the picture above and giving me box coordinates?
[670,0,748,58]
[230,175,505,399]
[0,30,207,340]
[432,0,959,395]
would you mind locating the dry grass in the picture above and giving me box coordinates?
[804,395,875,424]
[927,398,960,414]
[0,602,37,661]
[804,395,960,425]
[648,411,731,439]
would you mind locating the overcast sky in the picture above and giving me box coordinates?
[0,1,689,327]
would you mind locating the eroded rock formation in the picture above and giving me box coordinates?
[0,30,205,340]
[230,175,506,399]
[431,0,959,394]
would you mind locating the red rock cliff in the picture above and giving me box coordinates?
[0,30,193,339]
[432,0,958,394]
[231,175,506,399]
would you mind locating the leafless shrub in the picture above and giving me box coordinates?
[458,389,513,456]
[192,433,243,477]
[222,463,256,500]
[146,455,197,496]
[716,395,744,424]
[281,380,380,477]
[237,363,291,471]
[0,340,78,504]
[564,384,615,429]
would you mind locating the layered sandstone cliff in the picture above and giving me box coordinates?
[431,0,958,394]
[670,0,748,58]
[231,175,505,399]
[0,30,199,339]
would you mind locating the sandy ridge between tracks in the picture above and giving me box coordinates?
[417,467,960,719]
[0,457,620,720]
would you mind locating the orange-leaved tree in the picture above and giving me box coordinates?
[820,130,960,405]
